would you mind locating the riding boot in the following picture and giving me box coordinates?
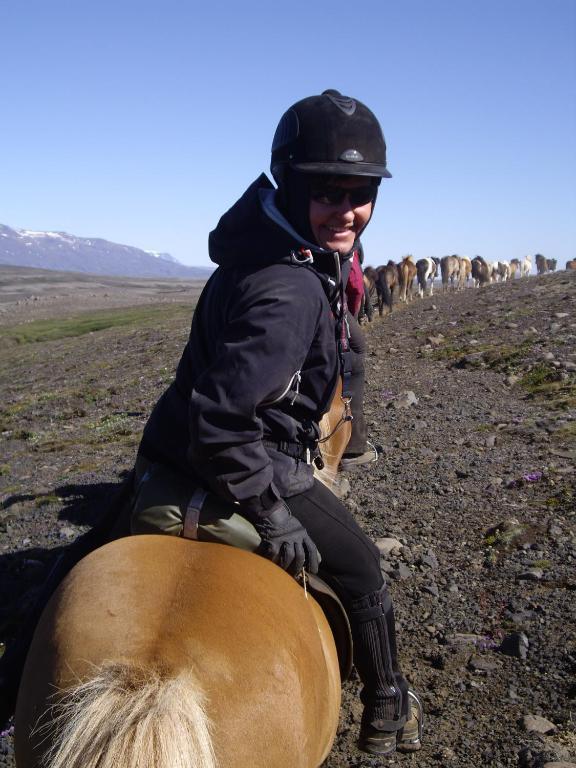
[349,584,411,755]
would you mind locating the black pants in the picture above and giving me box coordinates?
[286,478,382,601]
[287,479,409,723]
[346,312,368,455]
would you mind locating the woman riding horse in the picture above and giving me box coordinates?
[129,89,422,757]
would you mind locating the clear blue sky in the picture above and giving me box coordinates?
[1,0,575,269]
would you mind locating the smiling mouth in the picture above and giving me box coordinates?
[325,226,353,234]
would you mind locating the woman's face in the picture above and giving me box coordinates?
[308,176,375,254]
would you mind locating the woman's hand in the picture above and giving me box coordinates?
[252,501,319,575]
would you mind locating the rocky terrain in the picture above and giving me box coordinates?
[0,267,575,767]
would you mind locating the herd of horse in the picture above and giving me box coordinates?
[361,252,570,318]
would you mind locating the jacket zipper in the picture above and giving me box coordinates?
[261,370,301,407]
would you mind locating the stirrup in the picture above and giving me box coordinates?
[397,689,424,752]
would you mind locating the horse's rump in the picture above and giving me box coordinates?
[15,537,341,768]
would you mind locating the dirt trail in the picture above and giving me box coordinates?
[1,268,575,767]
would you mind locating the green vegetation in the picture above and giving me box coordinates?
[545,487,575,513]
[483,521,543,565]
[7,428,38,441]
[34,494,61,507]
[518,365,576,411]
[431,340,532,370]
[0,303,193,345]
[484,522,528,549]
[90,413,133,436]
[480,342,533,371]
[552,422,576,443]
[519,364,562,391]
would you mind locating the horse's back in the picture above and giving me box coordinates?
[15,537,340,768]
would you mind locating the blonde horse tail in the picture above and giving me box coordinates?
[39,662,218,768]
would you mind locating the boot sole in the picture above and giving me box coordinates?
[397,739,422,753]
[358,732,396,756]
[359,741,396,756]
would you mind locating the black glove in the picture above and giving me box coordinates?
[252,500,319,575]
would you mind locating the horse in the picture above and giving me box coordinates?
[15,537,342,768]
[471,256,490,287]
[358,270,375,324]
[440,255,460,291]
[488,261,500,282]
[520,254,532,277]
[375,261,398,315]
[566,259,576,271]
[14,386,352,768]
[535,253,547,275]
[509,258,521,278]
[415,257,437,298]
[495,261,511,282]
[458,255,472,290]
[397,255,417,302]
[546,258,557,272]
[315,377,353,494]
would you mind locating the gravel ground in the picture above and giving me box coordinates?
[1,267,575,767]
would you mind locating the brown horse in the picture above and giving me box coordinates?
[15,537,341,768]
[471,255,490,287]
[359,268,376,323]
[375,261,398,315]
[14,386,351,768]
[397,255,416,302]
[535,253,547,275]
[440,255,460,291]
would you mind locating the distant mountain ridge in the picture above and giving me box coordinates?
[0,224,212,278]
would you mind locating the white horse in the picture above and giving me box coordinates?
[520,255,532,277]
[415,257,438,298]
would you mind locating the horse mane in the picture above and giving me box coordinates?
[38,663,217,768]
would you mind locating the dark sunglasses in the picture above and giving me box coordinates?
[309,185,377,207]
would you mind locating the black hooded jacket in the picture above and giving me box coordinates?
[138,174,351,517]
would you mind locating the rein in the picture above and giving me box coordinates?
[317,395,353,444]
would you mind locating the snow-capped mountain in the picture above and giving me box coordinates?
[0,224,212,279]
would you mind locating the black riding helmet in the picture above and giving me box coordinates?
[271,90,391,253]
[271,89,392,183]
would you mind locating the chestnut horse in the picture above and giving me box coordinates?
[397,255,416,303]
[14,385,351,768]
[15,537,341,768]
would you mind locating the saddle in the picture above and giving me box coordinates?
[298,572,353,681]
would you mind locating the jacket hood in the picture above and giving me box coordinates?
[208,173,352,270]
[209,174,314,268]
